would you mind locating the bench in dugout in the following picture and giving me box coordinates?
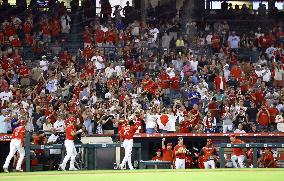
[139,160,172,169]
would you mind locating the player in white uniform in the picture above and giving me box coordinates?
[119,120,138,170]
[59,118,82,171]
[3,120,26,172]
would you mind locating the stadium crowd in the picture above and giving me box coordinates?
[0,0,284,143]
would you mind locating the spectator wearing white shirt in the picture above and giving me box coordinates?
[223,64,230,81]
[145,110,158,133]
[0,90,13,106]
[262,66,271,83]
[91,51,105,70]
[40,55,48,73]
[227,31,240,49]
[265,45,276,60]
[190,57,198,72]
[105,63,116,78]
[43,117,54,133]
[273,64,284,87]
[0,110,12,133]
[234,123,246,133]
[46,78,58,93]
[149,26,159,43]
[53,116,66,132]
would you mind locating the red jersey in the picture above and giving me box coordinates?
[95,29,105,43]
[232,139,245,156]
[65,124,76,140]
[185,155,193,168]
[268,107,279,123]
[263,152,277,168]
[201,146,217,160]
[173,144,186,159]
[152,156,163,161]
[258,111,270,126]
[162,148,173,162]
[120,125,138,140]
[12,125,26,141]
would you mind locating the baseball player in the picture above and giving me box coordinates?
[3,120,26,173]
[230,134,246,168]
[161,138,173,163]
[152,149,163,161]
[173,137,187,169]
[119,120,138,170]
[199,139,218,169]
[261,148,277,168]
[59,118,82,171]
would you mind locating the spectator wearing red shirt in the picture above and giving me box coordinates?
[158,71,170,89]
[23,20,32,34]
[42,22,51,43]
[257,105,270,131]
[0,30,4,45]
[211,32,220,54]
[11,50,22,69]
[230,64,242,80]
[50,18,61,40]
[169,72,180,103]
[94,26,105,46]
[214,72,226,92]
[19,63,30,86]
[268,103,279,130]
[10,35,21,48]
[83,26,93,48]
[4,22,16,37]
[105,27,117,45]
[60,50,72,67]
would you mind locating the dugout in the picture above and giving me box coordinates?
[1,133,284,171]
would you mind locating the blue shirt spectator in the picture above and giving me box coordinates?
[188,87,201,106]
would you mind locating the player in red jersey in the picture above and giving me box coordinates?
[199,139,218,169]
[119,120,138,170]
[59,118,82,171]
[152,149,163,161]
[3,120,26,173]
[230,134,246,168]
[261,148,277,168]
[173,137,187,169]
[161,138,173,163]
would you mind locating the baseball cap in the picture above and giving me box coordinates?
[167,143,172,146]
[207,139,212,143]
[178,137,183,141]
[230,134,236,138]
[20,120,26,126]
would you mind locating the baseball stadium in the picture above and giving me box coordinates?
[1,0,284,180]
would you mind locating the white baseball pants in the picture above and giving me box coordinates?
[3,139,25,170]
[204,160,216,169]
[61,140,77,170]
[175,158,185,169]
[231,155,245,168]
[121,139,134,170]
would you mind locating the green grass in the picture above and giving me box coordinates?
[0,169,283,181]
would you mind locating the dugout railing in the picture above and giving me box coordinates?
[24,132,141,172]
[219,143,284,168]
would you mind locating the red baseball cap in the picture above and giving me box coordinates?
[230,134,236,138]
[20,120,26,126]
[207,139,212,143]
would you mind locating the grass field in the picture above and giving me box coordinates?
[0,169,283,181]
